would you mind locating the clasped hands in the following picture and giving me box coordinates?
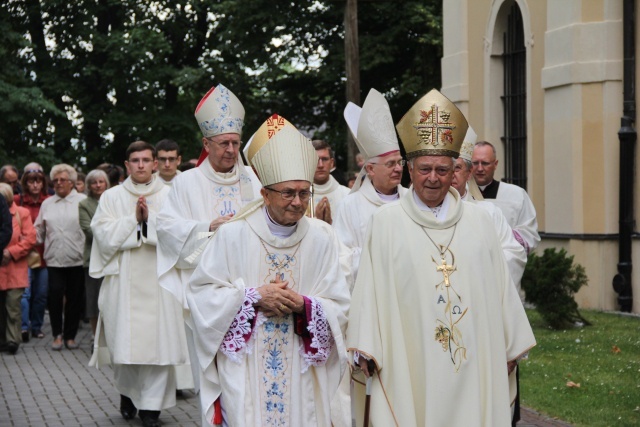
[255,275,304,317]
[136,196,148,222]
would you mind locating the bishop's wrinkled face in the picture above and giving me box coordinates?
[204,133,240,173]
[409,155,454,208]
[365,152,404,194]
[261,180,312,226]
[451,157,471,196]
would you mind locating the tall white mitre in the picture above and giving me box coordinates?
[344,88,400,192]
[251,125,318,186]
[458,125,484,200]
[194,84,245,165]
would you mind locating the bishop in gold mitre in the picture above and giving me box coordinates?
[346,88,536,427]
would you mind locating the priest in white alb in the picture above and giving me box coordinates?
[347,89,536,427]
[90,141,187,427]
[333,89,408,280]
[453,127,527,285]
[187,118,350,426]
[156,84,262,393]
[311,139,349,224]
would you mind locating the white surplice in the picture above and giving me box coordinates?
[312,175,350,215]
[187,205,350,427]
[347,189,536,427]
[460,189,527,284]
[483,181,540,254]
[89,176,187,410]
[333,176,407,280]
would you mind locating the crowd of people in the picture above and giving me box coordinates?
[0,84,541,427]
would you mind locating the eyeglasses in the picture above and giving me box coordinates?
[207,138,241,149]
[264,187,313,202]
[158,157,178,163]
[52,178,70,184]
[415,166,452,176]
[317,156,332,164]
[471,161,494,167]
[371,159,406,169]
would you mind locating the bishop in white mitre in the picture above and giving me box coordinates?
[187,119,350,426]
[156,85,262,392]
[347,89,535,427]
[333,89,408,281]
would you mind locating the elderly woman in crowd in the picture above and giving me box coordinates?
[15,163,51,341]
[34,164,86,350]
[78,169,109,339]
[0,183,36,355]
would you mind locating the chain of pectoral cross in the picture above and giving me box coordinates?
[422,224,458,288]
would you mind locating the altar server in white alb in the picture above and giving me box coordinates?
[452,127,528,285]
[471,140,540,255]
[89,141,187,427]
[333,88,407,278]
[347,89,536,427]
[311,139,350,224]
[156,84,262,392]
[187,118,350,426]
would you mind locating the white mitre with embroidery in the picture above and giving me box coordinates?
[344,88,399,192]
[459,125,477,162]
[458,125,484,200]
[195,84,244,138]
[251,125,318,187]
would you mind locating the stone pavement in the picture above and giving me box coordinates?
[1,316,571,427]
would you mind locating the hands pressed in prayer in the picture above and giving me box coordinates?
[136,196,148,222]
[256,274,305,317]
[314,197,332,224]
[507,360,518,375]
[209,214,234,232]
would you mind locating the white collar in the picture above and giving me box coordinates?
[263,206,297,238]
[412,190,452,221]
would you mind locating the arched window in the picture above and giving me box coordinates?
[501,3,527,189]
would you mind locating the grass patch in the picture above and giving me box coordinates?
[521,309,640,426]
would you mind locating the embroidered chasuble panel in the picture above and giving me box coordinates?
[256,243,300,426]
[213,184,242,216]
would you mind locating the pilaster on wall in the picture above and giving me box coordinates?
[441,0,470,116]
[542,1,622,235]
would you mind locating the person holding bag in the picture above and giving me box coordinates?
[0,183,37,355]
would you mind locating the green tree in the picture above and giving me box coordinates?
[1,0,442,171]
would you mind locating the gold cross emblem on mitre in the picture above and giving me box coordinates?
[413,104,456,148]
[395,88,468,160]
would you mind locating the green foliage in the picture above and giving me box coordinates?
[522,248,591,329]
[522,309,640,427]
[0,0,442,170]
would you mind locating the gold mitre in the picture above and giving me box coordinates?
[251,125,318,187]
[194,84,245,138]
[243,114,297,165]
[396,89,468,159]
[459,125,478,162]
[344,88,400,161]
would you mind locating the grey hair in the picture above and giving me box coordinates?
[50,164,77,182]
[85,169,110,198]
[0,182,13,204]
[462,158,472,171]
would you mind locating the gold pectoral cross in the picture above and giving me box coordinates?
[436,256,455,287]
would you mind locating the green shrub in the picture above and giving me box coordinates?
[521,248,591,329]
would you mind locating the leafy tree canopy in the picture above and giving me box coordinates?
[0,0,442,172]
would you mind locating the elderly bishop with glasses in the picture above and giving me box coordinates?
[187,116,350,426]
[346,89,536,427]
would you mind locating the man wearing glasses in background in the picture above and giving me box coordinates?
[155,139,182,186]
[156,85,262,409]
[334,88,408,282]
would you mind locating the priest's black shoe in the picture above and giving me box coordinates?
[119,394,137,420]
[139,410,161,427]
